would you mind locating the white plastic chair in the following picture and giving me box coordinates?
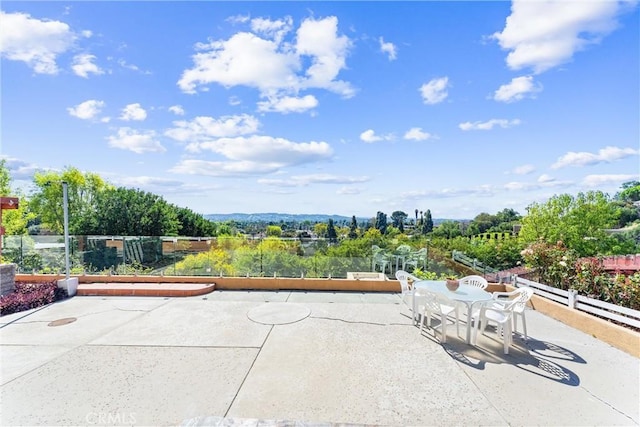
[416,290,460,343]
[395,270,419,307]
[371,245,391,273]
[459,275,488,289]
[472,287,534,354]
[405,247,427,271]
[491,286,534,340]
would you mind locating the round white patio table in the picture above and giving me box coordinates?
[413,280,493,344]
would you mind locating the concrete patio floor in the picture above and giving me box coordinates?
[1,291,638,426]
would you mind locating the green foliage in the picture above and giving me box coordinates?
[85,187,180,236]
[348,215,358,239]
[327,219,338,244]
[518,191,619,257]
[29,167,110,234]
[617,180,640,202]
[266,225,283,237]
[432,220,462,239]
[374,211,388,234]
[0,160,35,237]
[423,210,433,234]
[520,240,579,289]
[175,207,218,236]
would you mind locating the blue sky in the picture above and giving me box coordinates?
[1,1,639,220]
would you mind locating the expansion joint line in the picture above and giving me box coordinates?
[224,324,274,418]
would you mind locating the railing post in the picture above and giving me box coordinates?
[568,289,578,309]
[511,274,518,287]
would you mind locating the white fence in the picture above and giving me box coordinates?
[511,275,640,330]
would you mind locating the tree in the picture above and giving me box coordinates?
[29,167,110,234]
[617,180,640,202]
[0,159,33,235]
[84,187,179,236]
[314,222,328,238]
[390,211,407,233]
[348,215,358,239]
[431,220,462,239]
[327,219,338,244]
[374,211,388,234]
[423,209,434,234]
[266,225,283,237]
[518,191,619,257]
[175,206,218,237]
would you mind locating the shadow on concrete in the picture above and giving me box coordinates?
[437,332,582,386]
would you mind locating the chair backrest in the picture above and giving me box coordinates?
[417,290,454,312]
[395,270,417,292]
[460,275,488,289]
[504,287,534,313]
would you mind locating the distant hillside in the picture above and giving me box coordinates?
[204,213,359,223]
[205,212,456,225]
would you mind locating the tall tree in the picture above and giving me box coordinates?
[327,219,338,244]
[348,215,358,239]
[424,209,434,234]
[390,210,407,233]
[374,211,388,234]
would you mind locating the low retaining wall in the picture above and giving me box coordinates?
[505,284,640,359]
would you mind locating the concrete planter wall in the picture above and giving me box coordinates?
[57,277,79,297]
[1,263,16,296]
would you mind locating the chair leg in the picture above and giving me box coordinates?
[441,314,447,343]
[521,312,528,340]
[503,321,512,354]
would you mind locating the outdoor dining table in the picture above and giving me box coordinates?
[413,280,493,344]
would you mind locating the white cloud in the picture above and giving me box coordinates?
[71,53,104,78]
[582,174,638,187]
[168,105,185,116]
[296,16,353,96]
[360,129,394,143]
[379,37,397,60]
[117,58,150,74]
[511,164,535,175]
[0,155,40,180]
[177,16,354,110]
[419,77,449,105]
[504,178,573,192]
[337,186,362,195]
[165,114,260,143]
[492,0,632,73]
[107,128,165,154]
[257,94,318,113]
[120,103,147,121]
[67,99,105,120]
[250,16,293,44]
[0,11,78,74]
[191,135,334,166]
[537,174,555,183]
[493,75,542,103]
[551,146,640,169]
[170,159,288,177]
[459,118,522,131]
[259,174,370,187]
[404,127,433,141]
[228,96,242,106]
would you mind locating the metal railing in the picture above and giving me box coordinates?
[451,250,499,275]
